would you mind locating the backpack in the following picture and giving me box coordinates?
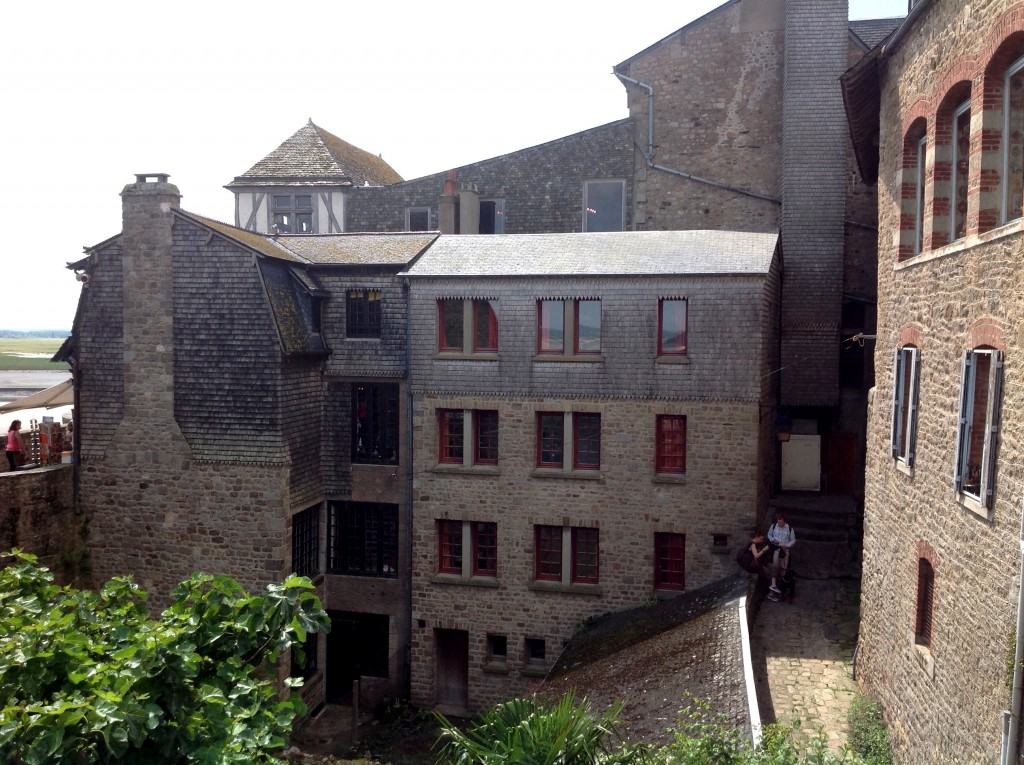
[736,546,758,573]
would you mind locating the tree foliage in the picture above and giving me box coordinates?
[0,551,330,764]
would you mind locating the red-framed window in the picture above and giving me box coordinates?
[537,413,564,467]
[654,532,685,590]
[658,298,687,355]
[438,410,465,464]
[656,415,686,474]
[575,300,601,354]
[538,300,565,353]
[475,410,499,465]
[474,300,498,352]
[573,413,601,470]
[438,299,464,352]
[535,525,562,581]
[438,520,463,574]
[472,522,498,576]
[571,527,599,584]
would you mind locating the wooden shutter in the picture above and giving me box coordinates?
[906,348,921,467]
[981,350,1004,507]
[953,350,973,492]
[890,347,902,458]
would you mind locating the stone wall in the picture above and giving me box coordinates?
[0,466,83,582]
[861,1,1024,760]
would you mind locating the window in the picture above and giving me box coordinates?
[536,412,601,471]
[654,532,686,591]
[347,289,382,338]
[352,383,399,465]
[656,415,687,474]
[571,527,599,584]
[438,520,463,574]
[525,637,546,666]
[914,558,935,650]
[534,524,599,585]
[407,207,430,231]
[536,299,601,355]
[437,520,498,578]
[487,634,507,664]
[273,194,313,234]
[290,632,318,680]
[437,409,499,466]
[953,348,1003,506]
[914,136,927,255]
[659,299,687,355]
[327,501,398,577]
[291,504,320,578]
[583,180,625,232]
[1004,57,1024,224]
[438,299,498,354]
[479,199,505,234]
[951,100,971,241]
[891,346,921,467]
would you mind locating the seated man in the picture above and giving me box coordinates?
[767,512,796,597]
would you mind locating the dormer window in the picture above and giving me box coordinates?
[273,194,313,234]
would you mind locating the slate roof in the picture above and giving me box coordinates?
[401,230,779,278]
[848,17,904,50]
[227,120,403,188]
[182,212,307,262]
[537,574,753,747]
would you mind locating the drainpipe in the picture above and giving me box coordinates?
[1004,500,1024,764]
[612,70,782,207]
[403,276,415,700]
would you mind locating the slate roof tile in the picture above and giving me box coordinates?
[848,17,904,50]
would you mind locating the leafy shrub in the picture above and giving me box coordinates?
[846,695,891,765]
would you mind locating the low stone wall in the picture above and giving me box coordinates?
[0,465,85,583]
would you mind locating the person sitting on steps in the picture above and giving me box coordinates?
[767,512,796,599]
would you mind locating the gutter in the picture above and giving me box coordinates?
[613,70,782,207]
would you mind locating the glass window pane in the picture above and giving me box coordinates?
[295,195,313,210]
[535,526,562,580]
[539,300,564,353]
[273,195,292,210]
[538,413,564,467]
[584,180,624,232]
[474,301,498,352]
[439,300,464,351]
[439,410,464,463]
[1007,65,1024,222]
[660,299,687,354]
[576,300,601,353]
[475,410,499,465]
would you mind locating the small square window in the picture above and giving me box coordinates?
[347,289,382,339]
[525,637,546,665]
[407,207,430,231]
[487,634,508,662]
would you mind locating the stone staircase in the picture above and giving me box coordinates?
[766,493,862,580]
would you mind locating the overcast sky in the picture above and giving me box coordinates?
[1,0,907,331]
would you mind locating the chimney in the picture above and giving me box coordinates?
[119,173,181,424]
[459,182,480,235]
[438,170,458,234]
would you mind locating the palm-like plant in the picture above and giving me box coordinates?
[434,691,649,765]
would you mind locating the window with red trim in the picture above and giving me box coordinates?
[474,300,498,352]
[472,522,497,576]
[535,525,562,581]
[475,410,499,465]
[439,298,498,354]
[654,532,685,590]
[538,300,565,353]
[438,520,462,574]
[438,410,465,464]
[658,299,687,355]
[573,413,601,470]
[571,527,599,584]
[438,300,463,352]
[656,415,686,474]
[537,413,564,467]
[575,300,601,353]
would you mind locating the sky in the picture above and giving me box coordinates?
[1,0,908,331]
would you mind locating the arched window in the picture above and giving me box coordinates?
[1004,55,1024,223]
[932,83,973,247]
[899,120,928,260]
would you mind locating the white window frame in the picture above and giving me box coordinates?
[890,346,921,466]
[953,348,1003,508]
[950,100,971,242]
[1003,56,1024,225]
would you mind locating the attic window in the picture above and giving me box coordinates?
[273,194,314,234]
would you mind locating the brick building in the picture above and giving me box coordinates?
[845,0,1024,761]
[402,231,780,711]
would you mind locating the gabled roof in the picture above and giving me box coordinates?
[227,120,403,189]
[182,212,308,262]
[401,230,779,278]
[849,17,904,51]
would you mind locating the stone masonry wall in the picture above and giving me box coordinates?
[862,2,1024,761]
[0,466,82,583]
[409,393,762,711]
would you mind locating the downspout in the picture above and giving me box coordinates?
[403,276,415,700]
[1004,500,1024,764]
[612,69,782,206]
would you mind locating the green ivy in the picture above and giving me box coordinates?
[0,549,330,764]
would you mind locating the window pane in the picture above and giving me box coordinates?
[439,410,464,464]
[574,413,600,470]
[952,103,970,240]
[439,300,464,351]
[1007,65,1024,222]
[897,348,915,460]
[474,300,498,352]
[963,352,992,497]
[660,299,687,354]
[572,527,599,583]
[654,532,685,590]
[408,208,429,231]
[438,520,462,574]
[473,522,497,576]
[656,415,686,473]
[538,413,564,467]
[327,501,398,577]
[291,504,320,578]
[347,289,382,339]
[475,410,499,465]
[576,300,601,353]
[584,180,625,232]
[538,300,564,353]
[295,213,313,233]
[352,384,399,465]
[273,213,292,233]
[273,195,292,210]
[535,525,562,580]
[295,195,313,210]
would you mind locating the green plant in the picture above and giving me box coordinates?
[846,695,891,765]
[0,549,330,764]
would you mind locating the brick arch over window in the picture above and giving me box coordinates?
[899,119,929,260]
[898,323,925,349]
[933,81,974,247]
[968,317,1007,351]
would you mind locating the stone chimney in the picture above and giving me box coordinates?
[438,170,458,234]
[118,174,184,431]
[459,182,480,235]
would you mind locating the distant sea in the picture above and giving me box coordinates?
[0,370,72,403]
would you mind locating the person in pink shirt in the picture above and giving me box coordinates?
[5,420,23,471]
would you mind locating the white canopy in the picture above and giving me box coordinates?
[0,380,74,413]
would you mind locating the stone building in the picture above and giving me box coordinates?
[402,230,781,712]
[844,0,1024,760]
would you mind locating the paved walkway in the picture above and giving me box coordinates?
[750,573,861,751]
